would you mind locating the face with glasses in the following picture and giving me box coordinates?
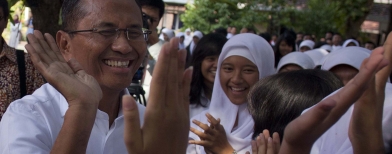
[57,0,147,93]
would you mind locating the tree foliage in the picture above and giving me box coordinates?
[182,0,373,38]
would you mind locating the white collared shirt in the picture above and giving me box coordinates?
[0,83,146,154]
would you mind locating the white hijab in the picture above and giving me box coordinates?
[189,31,203,55]
[304,49,329,66]
[299,40,315,50]
[320,44,332,52]
[321,47,370,71]
[189,34,275,153]
[184,28,193,46]
[161,28,175,41]
[342,39,359,47]
[277,52,315,72]
[177,32,185,50]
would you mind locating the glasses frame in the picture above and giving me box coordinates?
[66,28,152,42]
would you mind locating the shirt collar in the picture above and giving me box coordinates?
[0,40,17,63]
[60,88,130,118]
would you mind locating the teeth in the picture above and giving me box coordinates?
[104,60,130,68]
[231,87,245,91]
[211,71,216,74]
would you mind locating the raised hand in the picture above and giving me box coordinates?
[189,113,234,154]
[123,37,192,154]
[246,130,280,154]
[349,33,392,154]
[25,30,102,106]
[279,46,389,154]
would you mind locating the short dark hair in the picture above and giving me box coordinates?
[366,41,376,46]
[61,0,88,30]
[248,69,343,141]
[138,0,165,19]
[274,32,296,67]
[62,0,142,31]
[259,32,271,43]
[214,27,227,37]
[189,33,227,107]
[0,0,9,21]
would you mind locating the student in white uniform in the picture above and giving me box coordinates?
[187,33,275,154]
[189,33,227,119]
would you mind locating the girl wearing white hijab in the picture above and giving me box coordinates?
[309,46,392,153]
[277,52,315,73]
[161,28,175,42]
[299,40,315,52]
[320,44,332,52]
[177,32,186,50]
[188,31,204,55]
[185,28,193,46]
[304,48,329,66]
[342,39,360,47]
[187,33,275,154]
[321,47,369,85]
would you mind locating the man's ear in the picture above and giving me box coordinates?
[56,31,72,61]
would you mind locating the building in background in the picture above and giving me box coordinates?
[159,0,192,30]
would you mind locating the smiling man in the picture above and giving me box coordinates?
[0,0,191,153]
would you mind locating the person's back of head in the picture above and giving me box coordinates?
[248,69,343,140]
[137,0,164,19]
[214,27,227,37]
[259,32,271,43]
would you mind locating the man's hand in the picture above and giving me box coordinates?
[25,30,102,153]
[25,30,102,106]
[348,33,392,154]
[123,37,192,154]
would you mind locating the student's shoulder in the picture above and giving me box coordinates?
[8,83,64,116]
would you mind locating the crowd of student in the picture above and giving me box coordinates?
[0,0,391,154]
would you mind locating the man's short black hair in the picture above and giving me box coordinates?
[0,0,9,21]
[61,0,87,30]
[138,0,165,19]
[61,0,142,30]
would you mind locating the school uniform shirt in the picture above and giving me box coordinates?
[0,83,146,154]
[308,83,392,153]
[0,40,45,120]
[189,89,211,119]
[188,34,275,154]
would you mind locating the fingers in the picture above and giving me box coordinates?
[266,137,274,154]
[190,127,211,140]
[182,67,193,116]
[380,32,392,84]
[34,31,60,62]
[166,38,181,108]
[272,132,280,154]
[67,58,85,74]
[206,113,220,129]
[188,140,212,147]
[122,95,142,153]
[44,33,66,61]
[263,130,270,139]
[192,119,209,130]
[27,31,57,64]
[148,42,171,108]
[251,140,257,154]
[257,134,267,154]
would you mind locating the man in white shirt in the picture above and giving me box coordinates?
[0,0,192,153]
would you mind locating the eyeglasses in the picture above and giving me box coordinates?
[66,28,152,42]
